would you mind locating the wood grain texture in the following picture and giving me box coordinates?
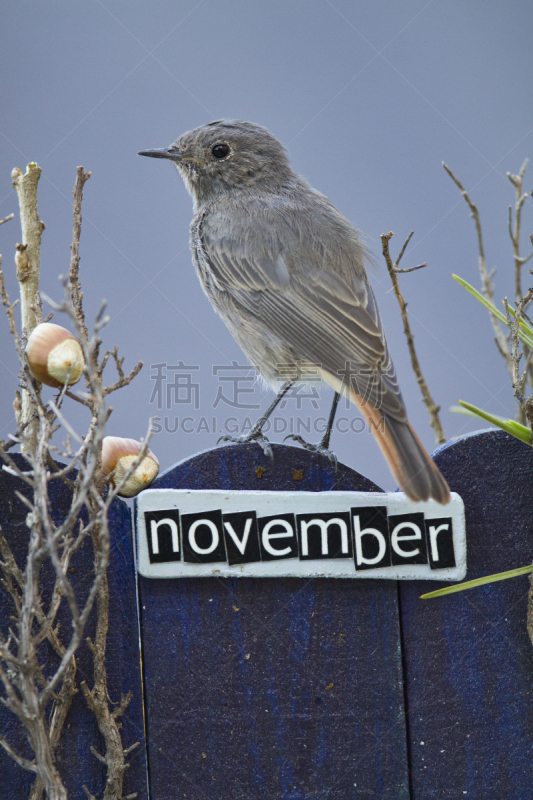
[399,430,533,799]
[137,443,410,800]
[0,454,148,800]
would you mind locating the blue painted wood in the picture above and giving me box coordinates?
[399,430,533,799]
[0,454,148,800]
[137,443,410,800]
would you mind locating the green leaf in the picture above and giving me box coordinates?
[454,400,531,445]
[421,564,533,599]
[452,274,533,349]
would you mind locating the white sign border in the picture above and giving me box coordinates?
[135,489,466,581]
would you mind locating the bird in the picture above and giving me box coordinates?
[139,120,450,504]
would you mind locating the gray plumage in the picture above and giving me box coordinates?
[139,120,450,503]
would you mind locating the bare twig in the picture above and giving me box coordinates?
[103,359,143,397]
[381,231,446,444]
[27,656,77,800]
[0,256,20,346]
[504,274,533,643]
[443,162,514,377]
[0,735,37,772]
[507,161,533,396]
[80,424,153,800]
[69,166,91,341]
[395,262,427,274]
[0,213,14,227]
[12,163,45,454]
[64,389,93,408]
[504,283,533,433]
[507,159,530,303]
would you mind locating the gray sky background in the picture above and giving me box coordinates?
[1,0,532,492]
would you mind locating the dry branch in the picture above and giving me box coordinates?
[68,167,91,342]
[504,282,533,433]
[444,161,533,650]
[11,164,44,334]
[0,163,148,800]
[443,162,514,377]
[443,161,533,422]
[507,160,531,303]
[12,164,46,454]
[504,276,533,654]
[381,231,446,445]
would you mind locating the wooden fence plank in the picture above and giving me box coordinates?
[399,430,533,799]
[137,443,410,800]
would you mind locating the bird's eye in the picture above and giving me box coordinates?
[212,143,230,159]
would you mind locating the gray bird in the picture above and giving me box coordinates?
[139,120,450,503]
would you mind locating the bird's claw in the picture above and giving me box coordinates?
[284,434,338,471]
[217,431,273,460]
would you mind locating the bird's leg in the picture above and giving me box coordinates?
[285,391,340,469]
[217,380,294,458]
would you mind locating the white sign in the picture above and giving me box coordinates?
[135,489,466,581]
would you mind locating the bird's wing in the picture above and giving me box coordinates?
[198,197,406,421]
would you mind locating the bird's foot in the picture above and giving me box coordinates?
[284,434,338,470]
[217,429,273,460]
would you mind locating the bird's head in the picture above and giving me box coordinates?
[139,119,293,206]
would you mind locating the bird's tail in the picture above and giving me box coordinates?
[354,393,450,504]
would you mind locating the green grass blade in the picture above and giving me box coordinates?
[452,274,507,323]
[450,404,484,418]
[452,274,533,349]
[456,400,532,445]
[421,564,533,599]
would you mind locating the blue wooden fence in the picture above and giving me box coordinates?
[1,430,533,798]
[400,429,533,798]
[138,443,409,800]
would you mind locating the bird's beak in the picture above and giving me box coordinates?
[137,147,183,161]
